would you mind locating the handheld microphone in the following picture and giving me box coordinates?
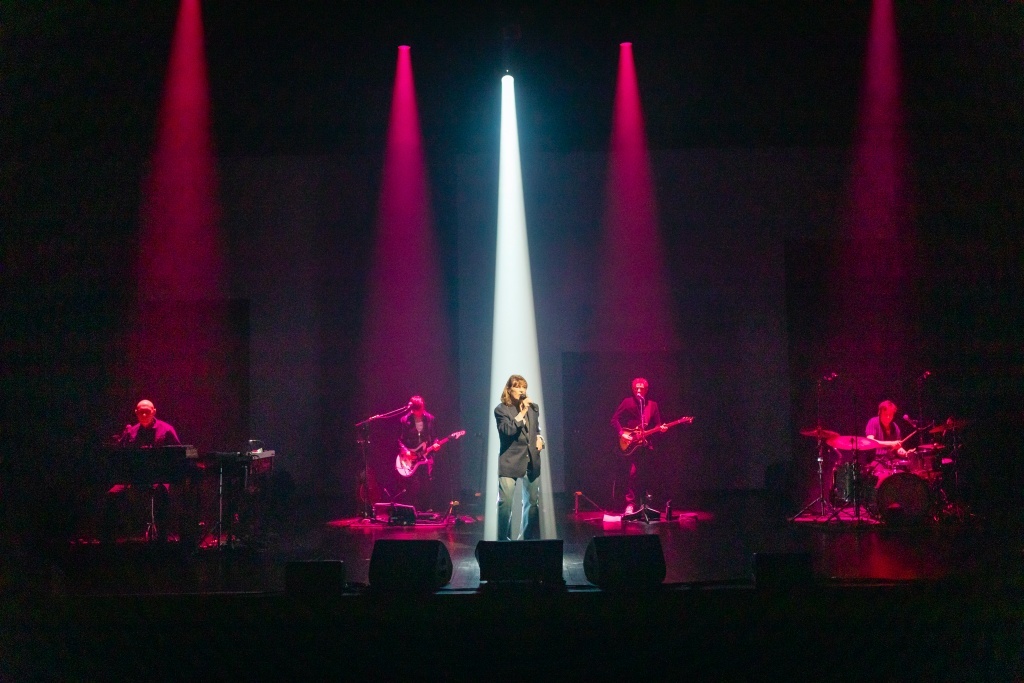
[902,414,918,426]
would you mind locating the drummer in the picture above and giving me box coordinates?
[865,399,907,461]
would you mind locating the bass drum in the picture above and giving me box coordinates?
[873,472,931,523]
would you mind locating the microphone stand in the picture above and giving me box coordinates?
[355,403,411,519]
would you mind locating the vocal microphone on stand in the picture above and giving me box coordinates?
[902,414,929,429]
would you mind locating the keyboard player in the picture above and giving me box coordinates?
[117,399,181,449]
[102,399,181,543]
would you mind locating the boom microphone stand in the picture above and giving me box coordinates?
[356,401,412,519]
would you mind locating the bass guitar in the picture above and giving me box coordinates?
[395,430,466,478]
[619,416,694,456]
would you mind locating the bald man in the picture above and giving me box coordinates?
[104,399,181,543]
[118,399,180,448]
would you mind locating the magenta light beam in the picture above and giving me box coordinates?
[131,0,234,454]
[140,0,222,299]
[848,0,909,239]
[592,42,676,352]
[356,46,454,492]
[824,0,913,415]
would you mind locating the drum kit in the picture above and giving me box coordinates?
[792,417,970,524]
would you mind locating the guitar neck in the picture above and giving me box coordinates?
[640,416,693,438]
[421,431,465,451]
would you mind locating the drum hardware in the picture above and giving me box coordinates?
[928,417,970,435]
[789,375,841,521]
[823,443,874,524]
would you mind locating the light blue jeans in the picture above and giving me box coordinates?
[497,474,541,541]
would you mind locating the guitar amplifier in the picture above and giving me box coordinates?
[374,503,417,525]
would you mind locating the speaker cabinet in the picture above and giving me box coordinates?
[369,539,453,592]
[584,534,666,590]
[285,560,347,596]
[475,540,564,586]
[752,552,813,589]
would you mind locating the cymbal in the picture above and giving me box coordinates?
[914,443,945,452]
[827,435,878,451]
[799,427,840,440]
[929,417,970,434]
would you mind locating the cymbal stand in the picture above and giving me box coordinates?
[788,436,834,521]
[789,376,834,521]
[825,393,869,525]
[944,427,971,522]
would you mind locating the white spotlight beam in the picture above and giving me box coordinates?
[484,75,555,541]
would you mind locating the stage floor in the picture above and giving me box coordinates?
[31,489,1020,596]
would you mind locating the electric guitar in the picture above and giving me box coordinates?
[619,416,694,456]
[395,430,466,478]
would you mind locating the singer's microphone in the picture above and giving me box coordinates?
[902,414,917,426]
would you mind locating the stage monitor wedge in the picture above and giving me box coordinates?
[475,540,564,588]
[369,539,453,592]
[584,534,666,590]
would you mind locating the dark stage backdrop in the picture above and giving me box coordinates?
[456,149,805,496]
[5,143,1020,531]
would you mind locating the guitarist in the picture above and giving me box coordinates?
[398,395,438,512]
[611,378,665,515]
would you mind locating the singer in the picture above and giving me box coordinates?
[610,377,665,515]
[493,374,545,541]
